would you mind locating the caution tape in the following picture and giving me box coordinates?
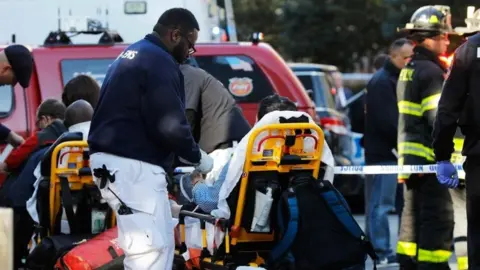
[174,164,464,175]
[332,164,463,175]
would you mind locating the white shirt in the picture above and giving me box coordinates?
[58,121,91,168]
[27,121,91,223]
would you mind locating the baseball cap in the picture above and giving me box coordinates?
[4,45,33,88]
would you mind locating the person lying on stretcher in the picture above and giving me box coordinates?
[169,95,335,253]
[173,94,329,214]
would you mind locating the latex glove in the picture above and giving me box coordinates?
[436,161,459,188]
[195,149,214,174]
[169,199,182,218]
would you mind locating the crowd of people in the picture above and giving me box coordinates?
[0,8,285,269]
[363,5,480,270]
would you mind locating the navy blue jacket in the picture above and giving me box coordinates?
[8,148,47,207]
[88,34,201,170]
[364,59,400,164]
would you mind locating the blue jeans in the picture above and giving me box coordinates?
[364,161,397,259]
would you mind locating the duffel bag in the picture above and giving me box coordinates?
[55,227,124,270]
[26,234,94,270]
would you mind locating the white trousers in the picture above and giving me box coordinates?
[90,152,176,270]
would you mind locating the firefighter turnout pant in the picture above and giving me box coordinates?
[451,186,468,270]
[464,157,480,270]
[397,174,454,270]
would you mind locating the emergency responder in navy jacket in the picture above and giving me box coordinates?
[88,8,213,270]
[396,6,456,269]
[364,38,414,266]
[433,8,480,270]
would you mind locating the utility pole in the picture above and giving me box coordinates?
[223,0,238,42]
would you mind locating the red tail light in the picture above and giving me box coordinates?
[320,117,348,135]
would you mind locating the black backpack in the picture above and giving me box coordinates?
[269,173,377,270]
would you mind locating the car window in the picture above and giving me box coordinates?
[297,75,314,93]
[319,74,336,109]
[0,86,14,118]
[296,73,336,109]
[60,59,115,87]
[296,74,314,99]
[193,55,275,103]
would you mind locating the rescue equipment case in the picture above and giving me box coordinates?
[55,227,124,270]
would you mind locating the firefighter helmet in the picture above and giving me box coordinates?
[455,8,480,36]
[399,5,453,36]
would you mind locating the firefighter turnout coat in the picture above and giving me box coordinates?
[397,46,449,179]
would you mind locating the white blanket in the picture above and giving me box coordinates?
[211,110,334,219]
[184,111,335,254]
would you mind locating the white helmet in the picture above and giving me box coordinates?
[455,7,480,35]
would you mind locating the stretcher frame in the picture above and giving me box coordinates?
[176,123,324,269]
[48,141,116,236]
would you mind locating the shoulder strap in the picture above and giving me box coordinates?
[269,190,298,264]
[317,181,378,262]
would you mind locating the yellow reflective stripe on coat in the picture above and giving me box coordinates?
[398,142,435,161]
[457,256,468,270]
[421,94,441,114]
[451,138,465,165]
[397,158,410,180]
[454,138,464,153]
[397,241,417,257]
[418,248,452,263]
[398,101,422,116]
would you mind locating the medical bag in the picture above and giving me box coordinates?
[54,227,124,270]
[270,173,377,269]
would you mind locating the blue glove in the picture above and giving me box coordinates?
[436,161,459,188]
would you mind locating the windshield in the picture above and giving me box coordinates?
[60,59,114,87]
[0,85,13,118]
[191,55,275,103]
[60,56,276,104]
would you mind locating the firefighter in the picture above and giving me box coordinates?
[396,5,456,269]
[433,7,480,270]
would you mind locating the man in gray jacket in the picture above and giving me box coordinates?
[180,64,250,183]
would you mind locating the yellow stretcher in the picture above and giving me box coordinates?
[174,122,325,269]
[35,132,115,241]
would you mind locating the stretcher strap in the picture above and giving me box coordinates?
[60,176,78,234]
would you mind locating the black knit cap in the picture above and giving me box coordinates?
[4,44,33,88]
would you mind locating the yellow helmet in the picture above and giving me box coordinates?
[399,5,453,37]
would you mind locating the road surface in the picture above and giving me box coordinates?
[354,214,459,269]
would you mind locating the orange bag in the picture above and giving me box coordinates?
[55,227,124,270]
